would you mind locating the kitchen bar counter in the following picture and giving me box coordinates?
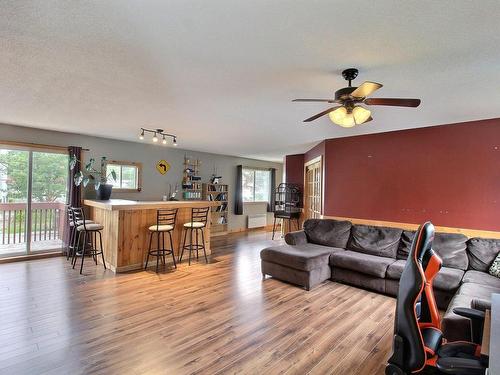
[84,199,220,272]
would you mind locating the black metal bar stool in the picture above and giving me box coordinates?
[145,208,178,272]
[179,207,210,265]
[66,206,94,260]
[71,207,106,274]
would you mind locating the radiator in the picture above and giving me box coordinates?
[247,214,267,229]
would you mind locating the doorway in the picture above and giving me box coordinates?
[304,156,322,220]
[0,145,68,258]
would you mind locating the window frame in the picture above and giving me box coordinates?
[242,167,271,204]
[106,160,142,192]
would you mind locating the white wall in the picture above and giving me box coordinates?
[0,123,283,231]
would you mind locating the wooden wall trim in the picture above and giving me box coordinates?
[322,215,500,239]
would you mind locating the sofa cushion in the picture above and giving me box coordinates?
[462,270,500,288]
[329,250,396,278]
[467,237,500,272]
[386,260,463,291]
[386,260,406,280]
[456,281,500,300]
[346,224,402,258]
[260,244,342,272]
[432,233,469,271]
[397,230,415,260]
[303,219,352,248]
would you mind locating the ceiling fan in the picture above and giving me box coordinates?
[293,68,421,128]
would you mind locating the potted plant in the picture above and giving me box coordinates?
[69,155,117,200]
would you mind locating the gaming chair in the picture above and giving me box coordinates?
[385,222,487,375]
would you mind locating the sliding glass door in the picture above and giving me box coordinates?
[0,146,68,257]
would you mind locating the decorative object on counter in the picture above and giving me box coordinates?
[168,183,179,201]
[272,183,302,240]
[138,127,178,146]
[70,154,117,200]
[156,159,170,175]
[182,155,202,200]
[203,183,229,236]
[210,166,222,184]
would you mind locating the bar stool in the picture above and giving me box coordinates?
[71,207,106,274]
[145,208,178,272]
[66,206,94,260]
[179,207,210,265]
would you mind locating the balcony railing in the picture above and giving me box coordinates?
[0,202,66,245]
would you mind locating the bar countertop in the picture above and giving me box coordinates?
[84,199,220,211]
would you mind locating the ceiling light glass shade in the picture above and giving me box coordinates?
[139,130,144,140]
[329,106,355,128]
[352,106,371,124]
[152,133,158,142]
[162,136,167,144]
[173,137,178,146]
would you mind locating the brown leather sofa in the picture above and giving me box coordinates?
[260,218,500,342]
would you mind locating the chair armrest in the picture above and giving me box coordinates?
[453,307,485,321]
[453,307,485,344]
[284,230,308,245]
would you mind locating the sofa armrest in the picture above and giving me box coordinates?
[471,298,491,312]
[284,230,308,246]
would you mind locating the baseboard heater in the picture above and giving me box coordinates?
[247,214,267,229]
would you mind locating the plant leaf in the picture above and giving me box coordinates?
[94,180,101,190]
[82,176,90,187]
[110,169,117,181]
[73,171,84,186]
[69,155,77,170]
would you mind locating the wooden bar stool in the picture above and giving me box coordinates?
[145,208,178,272]
[66,206,94,260]
[179,207,210,265]
[71,207,106,274]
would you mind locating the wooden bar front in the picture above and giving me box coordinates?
[84,199,219,272]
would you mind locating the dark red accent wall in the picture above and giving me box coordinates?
[285,154,304,188]
[286,118,500,231]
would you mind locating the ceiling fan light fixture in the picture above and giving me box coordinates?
[328,106,347,124]
[329,106,355,128]
[352,105,371,124]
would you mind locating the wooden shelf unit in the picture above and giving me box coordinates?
[182,156,202,200]
[202,183,229,236]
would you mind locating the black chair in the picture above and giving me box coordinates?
[145,208,178,272]
[66,206,93,260]
[70,207,106,274]
[179,207,210,265]
[386,221,487,375]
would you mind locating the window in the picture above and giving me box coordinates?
[242,168,270,203]
[106,161,142,191]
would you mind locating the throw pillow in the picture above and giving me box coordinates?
[489,252,500,278]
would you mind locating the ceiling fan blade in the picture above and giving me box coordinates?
[350,81,383,98]
[292,99,335,103]
[365,98,421,107]
[303,106,340,122]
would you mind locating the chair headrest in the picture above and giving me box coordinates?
[414,221,435,264]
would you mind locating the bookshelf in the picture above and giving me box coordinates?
[182,156,202,200]
[202,183,229,236]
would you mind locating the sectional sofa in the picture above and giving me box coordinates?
[260,219,500,342]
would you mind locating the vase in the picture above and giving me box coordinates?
[96,184,113,200]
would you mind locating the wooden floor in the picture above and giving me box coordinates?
[0,230,395,375]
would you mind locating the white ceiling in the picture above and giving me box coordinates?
[1,1,500,162]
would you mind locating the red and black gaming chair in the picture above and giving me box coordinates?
[386,221,487,375]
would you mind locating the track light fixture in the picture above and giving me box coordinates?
[139,128,178,146]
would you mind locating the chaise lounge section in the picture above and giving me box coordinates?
[260,218,500,342]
